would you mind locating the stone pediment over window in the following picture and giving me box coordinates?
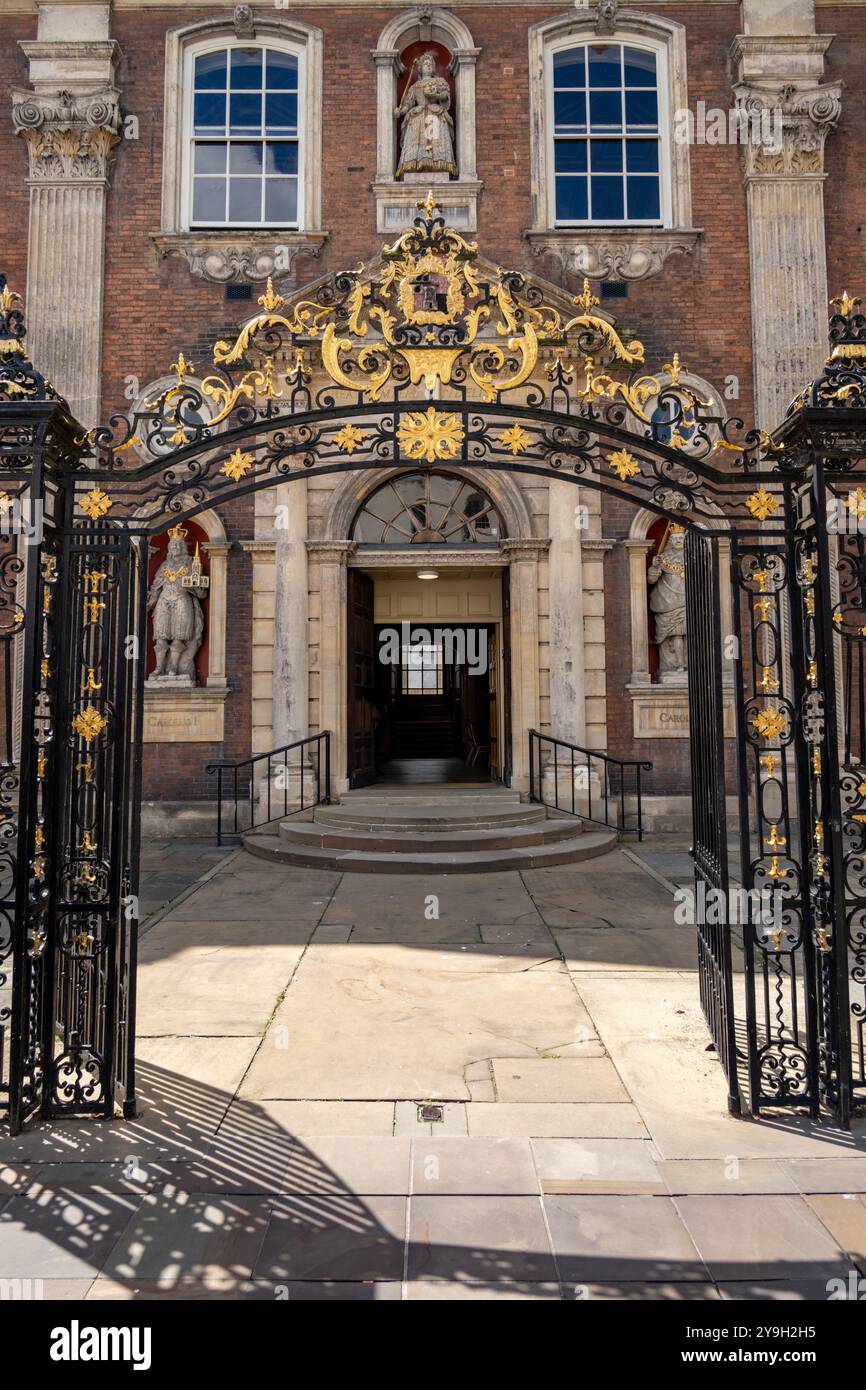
[524,227,701,283]
[152,230,328,286]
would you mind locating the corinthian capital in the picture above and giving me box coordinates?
[733,80,842,178]
[12,87,121,182]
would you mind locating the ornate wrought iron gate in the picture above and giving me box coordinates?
[685,529,741,1114]
[1,214,865,1130]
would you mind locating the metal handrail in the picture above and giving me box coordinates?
[528,729,652,840]
[206,731,331,846]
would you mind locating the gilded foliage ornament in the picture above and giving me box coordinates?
[79,486,112,521]
[397,407,464,464]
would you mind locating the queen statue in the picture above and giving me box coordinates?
[396,51,457,180]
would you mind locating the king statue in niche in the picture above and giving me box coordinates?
[147,525,209,683]
[396,50,457,179]
[648,525,688,681]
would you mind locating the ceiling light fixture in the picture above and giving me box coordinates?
[416,569,439,580]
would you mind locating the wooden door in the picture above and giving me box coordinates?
[347,570,377,787]
[500,570,513,785]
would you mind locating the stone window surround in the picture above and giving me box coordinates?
[153,14,327,285]
[525,8,701,283]
[372,7,482,234]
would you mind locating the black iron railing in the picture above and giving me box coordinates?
[206,732,331,846]
[528,730,652,840]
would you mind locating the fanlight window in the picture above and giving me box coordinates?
[551,41,662,225]
[352,473,504,546]
[189,44,300,227]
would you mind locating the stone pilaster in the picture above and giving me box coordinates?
[502,538,548,791]
[272,480,309,749]
[12,7,121,425]
[307,541,356,796]
[731,17,841,430]
[548,480,586,747]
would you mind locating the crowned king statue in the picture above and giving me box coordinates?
[147,524,209,682]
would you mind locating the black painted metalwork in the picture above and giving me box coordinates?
[0,228,865,1130]
[685,528,741,1115]
[206,731,331,847]
[528,729,651,839]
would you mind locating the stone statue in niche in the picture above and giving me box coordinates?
[396,51,457,179]
[147,524,209,684]
[647,525,688,681]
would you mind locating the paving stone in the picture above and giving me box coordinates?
[222,1100,396,1138]
[466,1102,648,1140]
[657,1159,799,1196]
[254,1195,406,1281]
[544,1194,706,1282]
[0,1189,141,1280]
[803,1194,866,1268]
[137,934,305,1036]
[716,1280,841,1301]
[88,1275,402,1300]
[241,944,592,1101]
[280,1137,411,1196]
[785,1159,866,1194]
[104,1193,273,1284]
[553,924,697,972]
[322,872,543,930]
[572,1281,720,1301]
[532,1139,665,1194]
[491,1058,628,1104]
[411,1138,539,1195]
[408,1197,556,1283]
[673,1195,850,1281]
[406,1279,562,1300]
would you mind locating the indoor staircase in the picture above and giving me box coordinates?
[243,785,616,874]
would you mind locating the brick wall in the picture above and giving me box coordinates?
[6,2,866,802]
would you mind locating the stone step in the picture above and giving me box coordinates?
[279,817,583,854]
[314,804,545,830]
[243,824,616,874]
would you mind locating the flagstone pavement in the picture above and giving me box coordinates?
[1,838,865,1302]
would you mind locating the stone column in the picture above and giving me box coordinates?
[372,49,400,184]
[451,47,481,182]
[272,480,309,748]
[12,7,121,427]
[548,480,586,746]
[201,540,230,689]
[308,541,355,797]
[624,538,653,685]
[731,7,841,430]
[502,539,547,792]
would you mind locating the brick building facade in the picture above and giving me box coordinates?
[1,0,858,825]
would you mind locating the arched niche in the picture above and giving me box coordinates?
[141,506,231,745]
[372,7,481,233]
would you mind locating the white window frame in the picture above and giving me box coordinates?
[545,33,671,229]
[160,15,323,237]
[527,10,693,238]
[181,36,305,232]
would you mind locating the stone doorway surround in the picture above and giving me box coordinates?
[249,453,619,799]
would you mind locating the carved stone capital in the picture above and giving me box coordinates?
[151,231,329,285]
[523,228,701,283]
[733,80,842,178]
[12,86,121,182]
